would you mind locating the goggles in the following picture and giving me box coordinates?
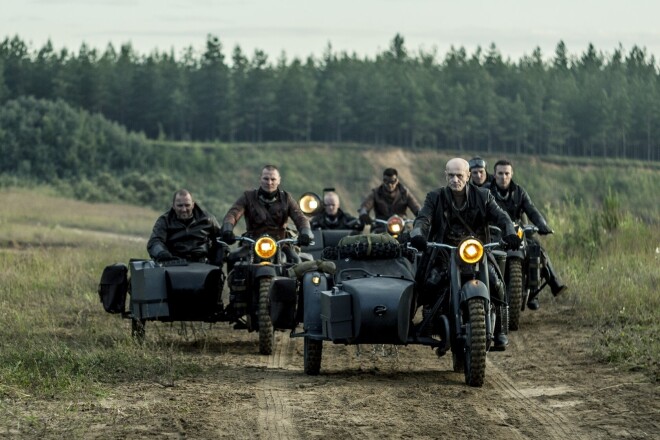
[469,158,486,170]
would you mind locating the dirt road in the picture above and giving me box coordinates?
[4,302,657,439]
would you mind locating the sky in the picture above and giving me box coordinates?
[2,0,660,63]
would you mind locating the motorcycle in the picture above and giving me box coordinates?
[490,224,542,331]
[225,235,300,354]
[97,235,302,355]
[289,233,500,387]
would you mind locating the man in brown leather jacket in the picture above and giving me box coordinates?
[147,189,221,263]
[221,165,313,269]
[358,168,421,232]
[409,158,521,350]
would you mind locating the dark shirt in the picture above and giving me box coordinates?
[311,208,360,230]
[358,183,421,220]
[147,204,221,260]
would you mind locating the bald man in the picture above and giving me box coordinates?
[409,158,520,350]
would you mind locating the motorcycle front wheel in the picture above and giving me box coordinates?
[464,298,487,387]
[507,258,524,331]
[258,277,275,355]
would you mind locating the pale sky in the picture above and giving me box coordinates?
[2,0,659,63]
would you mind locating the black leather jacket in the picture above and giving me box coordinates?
[411,184,516,244]
[147,204,221,260]
[489,180,549,229]
[310,208,361,230]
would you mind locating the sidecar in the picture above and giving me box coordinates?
[287,234,450,375]
[98,259,226,341]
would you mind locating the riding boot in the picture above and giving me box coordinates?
[541,248,567,296]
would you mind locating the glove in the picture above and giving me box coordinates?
[410,235,427,252]
[359,213,372,225]
[297,232,312,246]
[156,250,177,261]
[221,223,236,244]
[502,234,522,250]
[537,225,553,235]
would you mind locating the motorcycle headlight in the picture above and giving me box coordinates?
[298,192,322,215]
[458,238,484,264]
[255,237,278,259]
[516,225,524,240]
[387,216,404,235]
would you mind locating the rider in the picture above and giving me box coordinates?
[311,191,361,230]
[469,156,494,188]
[409,158,521,350]
[489,159,567,309]
[147,189,222,263]
[358,168,421,231]
[221,165,313,272]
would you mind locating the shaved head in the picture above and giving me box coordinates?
[445,158,470,193]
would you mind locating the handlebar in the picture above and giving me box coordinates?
[425,241,502,251]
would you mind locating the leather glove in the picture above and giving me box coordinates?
[297,231,312,246]
[502,233,522,250]
[410,235,428,252]
[221,223,236,244]
[537,225,553,235]
[156,250,177,261]
[359,213,372,225]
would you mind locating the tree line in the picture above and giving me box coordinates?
[1,33,658,161]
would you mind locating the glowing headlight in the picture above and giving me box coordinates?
[516,225,524,240]
[387,216,404,234]
[458,238,484,264]
[298,192,322,215]
[255,237,277,259]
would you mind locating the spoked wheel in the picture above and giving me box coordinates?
[464,298,487,387]
[131,318,146,343]
[507,258,524,331]
[258,277,275,355]
[303,337,323,375]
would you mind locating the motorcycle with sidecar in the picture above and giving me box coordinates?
[279,233,502,387]
[97,235,303,355]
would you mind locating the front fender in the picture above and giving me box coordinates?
[507,250,525,260]
[254,264,278,279]
[460,279,490,306]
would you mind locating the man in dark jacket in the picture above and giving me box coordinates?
[490,159,567,309]
[147,189,221,263]
[469,156,495,188]
[409,158,521,350]
[221,165,313,269]
[358,168,421,232]
[311,191,361,230]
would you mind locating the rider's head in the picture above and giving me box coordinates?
[382,168,399,192]
[260,165,281,193]
[323,191,340,216]
[494,159,514,190]
[469,157,488,186]
[172,189,195,220]
[445,158,470,194]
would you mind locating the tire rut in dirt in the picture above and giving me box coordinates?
[486,360,581,439]
[507,259,524,331]
[256,335,299,440]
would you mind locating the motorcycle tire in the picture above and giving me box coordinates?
[304,337,323,375]
[464,298,487,387]
[258,277,275,355]
[507,259,524,331]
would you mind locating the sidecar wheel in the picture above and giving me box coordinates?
[304,337,323,375]
[507,259,523,331]
[258,277,275,355]
[464,298,487,387]
[131,318,146,343]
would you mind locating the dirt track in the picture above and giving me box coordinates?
[4,301,657,439]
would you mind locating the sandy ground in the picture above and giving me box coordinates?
[1,300,657,440]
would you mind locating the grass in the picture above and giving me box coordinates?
[0,162,658,400]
